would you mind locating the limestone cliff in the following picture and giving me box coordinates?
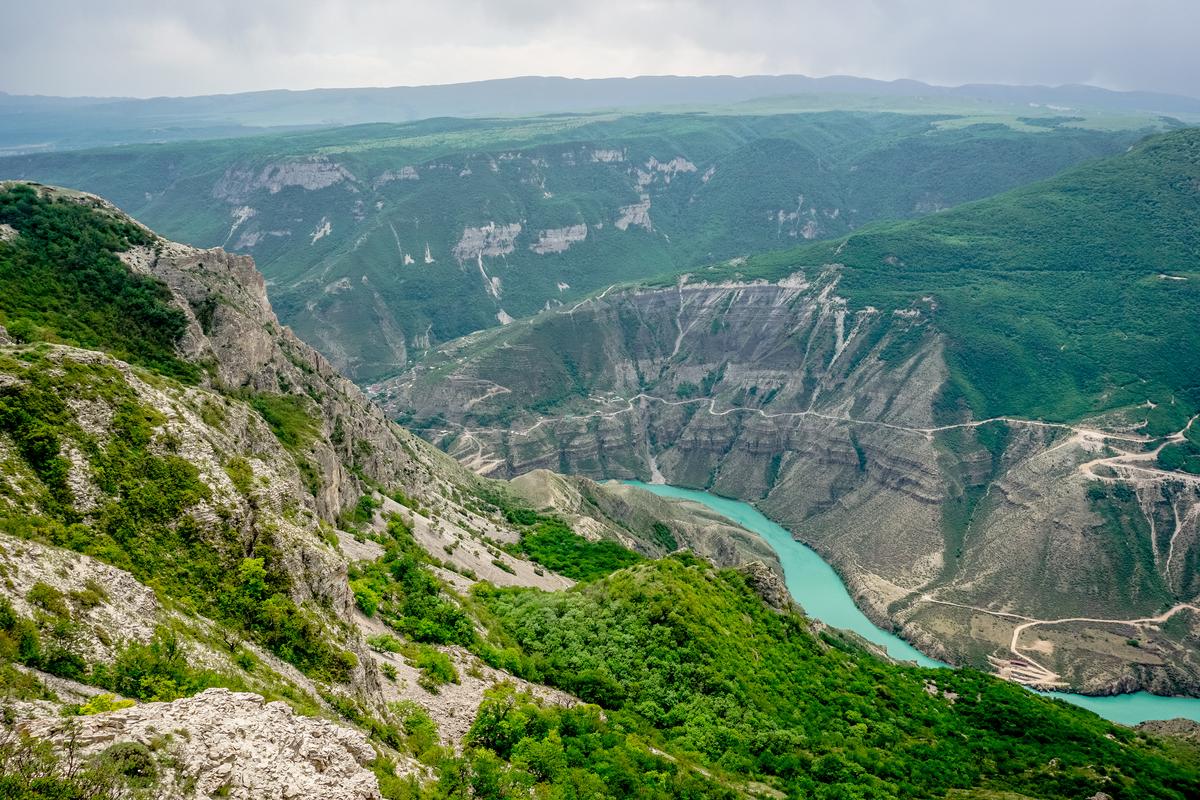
[381,271,1200,696]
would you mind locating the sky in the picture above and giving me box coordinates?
[2,0,1198,99]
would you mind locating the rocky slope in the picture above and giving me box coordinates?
[20,689,382,800]
[3,183,1200,800]
[0,184,782,798]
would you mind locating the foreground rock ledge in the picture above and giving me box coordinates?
[21,688,381,800]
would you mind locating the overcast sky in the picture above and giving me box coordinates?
[3,0,1198,99]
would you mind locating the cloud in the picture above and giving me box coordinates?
[1,0,1197,98]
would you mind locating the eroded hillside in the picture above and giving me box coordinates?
[384,129,1200,697]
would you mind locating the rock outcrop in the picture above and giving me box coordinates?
[0,533,159,664]
[22,689,382,800]
[737,561,794,613]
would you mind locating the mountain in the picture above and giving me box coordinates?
[3,183,1198,798]
[3,73,1200,154]
[0,110,1157,380]
[382,127,1200,698]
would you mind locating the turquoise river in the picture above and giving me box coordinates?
[626,481,1200,726]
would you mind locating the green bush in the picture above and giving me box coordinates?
[412,646,458,691]
[26,582,69,618]
[518,519,641,581]
[0,728,141,799]
[77,693,135,715]
[223,457,254,496]
[368,634,404,653]
[97,741,157,783]
[91,632,221,702]
[390,700,439,758]
[352,579,381,617]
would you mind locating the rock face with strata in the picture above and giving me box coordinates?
[119,238,430,525]
[530,224,587,254]
[452,222,522,262]
[381,270,1200,696]
[213,157,357,203]
[22,689,381,800]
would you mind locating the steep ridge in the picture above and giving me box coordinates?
[0,182,795,797]
[384,128,1200,696]
[0,111,1150,380]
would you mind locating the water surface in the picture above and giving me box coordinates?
[625,480,1200,725]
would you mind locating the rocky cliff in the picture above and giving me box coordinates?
[381,269,1200,696]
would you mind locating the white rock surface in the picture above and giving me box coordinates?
[452,222,522,262]
[615,197,652,231]
[22,688,382,800]
[0,532,159,664]
[213,158,356,202]
[530,224,587,254]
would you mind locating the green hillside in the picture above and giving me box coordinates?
[0,110,1154,380]
[717,127,1200,430]
[471,555,1200,800]
[0,183,195,380]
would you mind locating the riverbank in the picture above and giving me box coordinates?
[625,480,1200,726]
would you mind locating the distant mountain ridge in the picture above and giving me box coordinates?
[4,73,1199,153]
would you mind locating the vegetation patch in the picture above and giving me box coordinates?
[473,554,1199,800]
[0,183,197,381]
[348,516,475,646]
[240,391,320,452]
[517,519,642,581]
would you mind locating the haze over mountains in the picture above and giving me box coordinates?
[0,106,1168,380]
[4,73,1200,153]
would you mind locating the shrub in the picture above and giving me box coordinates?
[224,457,254,496]
[352,579,381,617]
[368,634,404,653]
[97,741,157,782]
[413,647,458,692]
[26,582,69,618]
[77,693,135,716]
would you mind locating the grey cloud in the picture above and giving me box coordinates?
[0,0,1197,98]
